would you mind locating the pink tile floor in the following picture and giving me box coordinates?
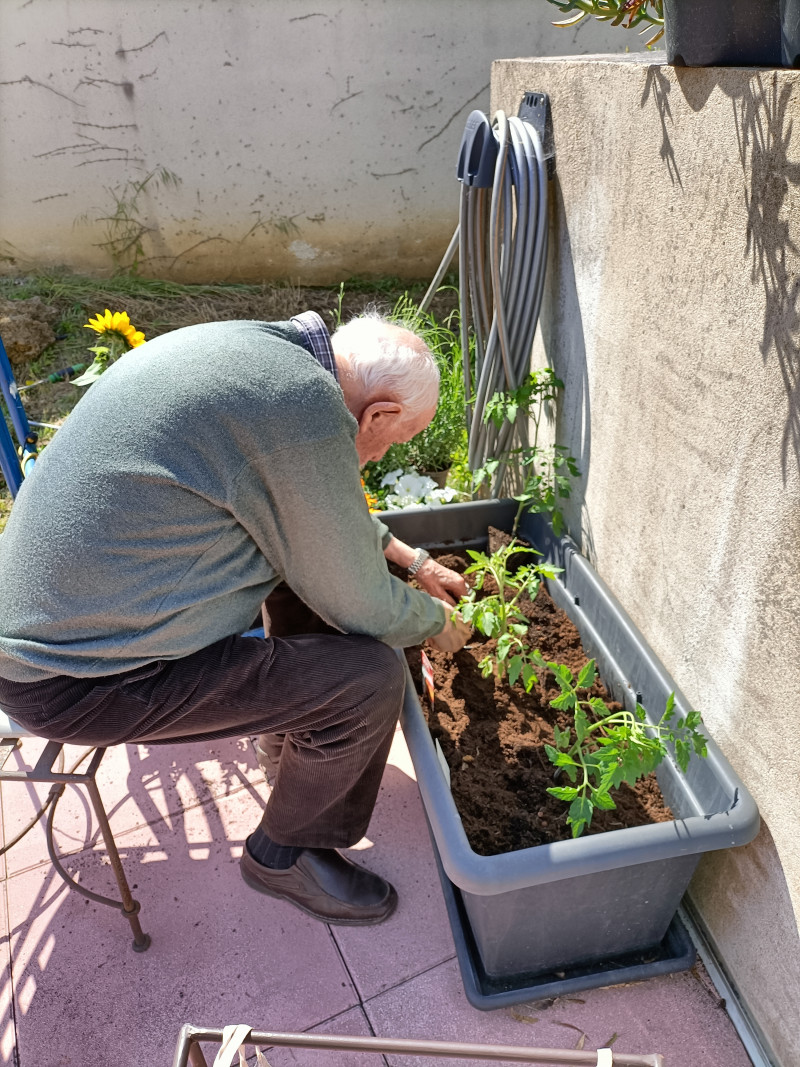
[1,727,753,1066]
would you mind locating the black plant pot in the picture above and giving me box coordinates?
[665,0,782,67]
[782,0,800,65]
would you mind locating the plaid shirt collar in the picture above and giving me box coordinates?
[291,311,338,382]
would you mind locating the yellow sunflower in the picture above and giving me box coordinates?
[84,309,146,348]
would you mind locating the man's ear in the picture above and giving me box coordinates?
[358,400,403,433]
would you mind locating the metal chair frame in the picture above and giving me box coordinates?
[0,728,150,951]
[172,1024,665,1067]
[0,333,38,495]
[0,332,150,951]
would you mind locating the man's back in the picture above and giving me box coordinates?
[0,319,411,680]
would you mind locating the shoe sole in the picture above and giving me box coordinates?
[240,865,398,926]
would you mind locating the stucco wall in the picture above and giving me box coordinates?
[0,1,647,282]
[492,55,800,1067]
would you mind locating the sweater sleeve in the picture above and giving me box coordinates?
[229,431,445,648]
[372,513,394,550]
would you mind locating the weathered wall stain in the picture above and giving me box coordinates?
[1,1,647,281]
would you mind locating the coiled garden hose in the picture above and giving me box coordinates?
[420,108,550,496]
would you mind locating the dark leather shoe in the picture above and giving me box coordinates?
[240,844,398,925]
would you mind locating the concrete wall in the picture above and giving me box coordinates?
[492,55,800,1067]
[0,1,648,282]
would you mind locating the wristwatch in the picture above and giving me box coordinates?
[407,547,430,577]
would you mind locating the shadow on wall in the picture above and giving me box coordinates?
[734,74,800,483]
[539,177,595,563]
[672,68,800,484]
[641,66,683,188]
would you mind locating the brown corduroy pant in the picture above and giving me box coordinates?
[0,586,406,849]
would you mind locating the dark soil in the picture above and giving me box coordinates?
[402,530,673,856]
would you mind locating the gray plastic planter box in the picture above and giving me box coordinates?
[383,500,760,1009]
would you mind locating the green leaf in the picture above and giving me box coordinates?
[72,356,109,386]
[574,706,589,743]
[675,737,691,773]
[547,786,579,802]
[577,659,597,690]
[552,723,571,749]
[663,692,675,722]
[507,655,523,687]
[588,697,610,717]
[521,662,538,692]
[567,796,594,837]
[530,649,548,671]
[496,633,513,661]
[544,743,561,765]
[553,751,579,768]
[551,690,577,711]
[554,663,574,686]
[591,790,616,811]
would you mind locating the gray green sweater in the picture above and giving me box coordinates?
[0,320,445,682]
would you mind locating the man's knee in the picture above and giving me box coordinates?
[361,639,405,694]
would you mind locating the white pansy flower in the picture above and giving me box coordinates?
[380,469,460,510]
[379,469,405,488]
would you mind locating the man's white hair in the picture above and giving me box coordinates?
[331,311,439,419]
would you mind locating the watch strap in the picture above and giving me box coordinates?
[407,547,430,577]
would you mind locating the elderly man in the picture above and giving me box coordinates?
[0,310,470,925]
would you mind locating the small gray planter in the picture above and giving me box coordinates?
[782,0,800,65]
[383,500,760,1009]
[664,0,782,67]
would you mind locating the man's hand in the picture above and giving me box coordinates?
[413,556,469,606]
[427,600,471,653]
[383,535,469,606]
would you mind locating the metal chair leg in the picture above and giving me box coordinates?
[86,777,151,951]
[20,743,153,952]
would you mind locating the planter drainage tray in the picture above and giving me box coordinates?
[383,501,759,1007]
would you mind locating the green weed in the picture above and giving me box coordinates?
[363,289,468,495]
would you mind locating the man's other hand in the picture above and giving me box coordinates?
[427,600,471,653]
[414,557,469,606]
